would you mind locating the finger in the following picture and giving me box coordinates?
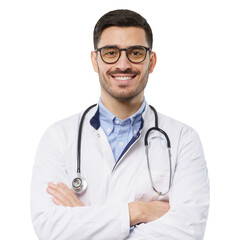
[48,182,81,206]
[57,182,77,198]
[56,182,82,205]
[47,182,84,207]
[55,183,78,205]
[47,185,73,206]
[52,197,66,207]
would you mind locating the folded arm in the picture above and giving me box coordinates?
[31,124,169,240]
[127,128,210,240]
[47,182,170,227]
[31,125,130,240]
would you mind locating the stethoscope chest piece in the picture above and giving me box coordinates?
[72,175,88,194]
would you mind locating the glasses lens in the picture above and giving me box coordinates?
[127,46,146,63]
[101,47,120,63]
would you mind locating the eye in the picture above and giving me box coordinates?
[134,52,142,56]
[132,50,143,56]
[102,48,118,58]
[106,51,116,55]
[129,47,145,57]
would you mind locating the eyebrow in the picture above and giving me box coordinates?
[97,45,150,50]
[98,45,118,49]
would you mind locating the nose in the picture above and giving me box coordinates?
[115,50,131,71]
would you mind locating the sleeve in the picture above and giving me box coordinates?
[127,128,210,240]
[30,124,130,240]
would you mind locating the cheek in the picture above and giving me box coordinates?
[97,62,110,76]
[138,65,149,77]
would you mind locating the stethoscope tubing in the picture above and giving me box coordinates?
[144,106,172,195]
[77,104,97,173]
[74,104,172,195]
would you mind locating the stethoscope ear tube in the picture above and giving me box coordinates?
[145,106,172,196]
[73,104,97,194]
[73,104,172,196]
[144,127,171,148]
[147,105,171,148]
[77,104,97,173]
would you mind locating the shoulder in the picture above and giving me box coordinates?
[52,113,81,130]
[39,113,82,148]
[48,113,80,132]
[157,111,200,141]
[153,111,205,169]
[144,104,200,141]
[158,112,194,131]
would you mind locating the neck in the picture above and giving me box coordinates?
[101,94,144,120]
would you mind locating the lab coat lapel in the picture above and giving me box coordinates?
[93,128,116,172]
[112,104,154,171]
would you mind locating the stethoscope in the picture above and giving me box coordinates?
[72,104,172,196]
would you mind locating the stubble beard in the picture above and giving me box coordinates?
[98,69,149,102]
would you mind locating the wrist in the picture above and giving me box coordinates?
[128,201,146,226]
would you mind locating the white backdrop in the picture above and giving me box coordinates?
[0,0,239,239]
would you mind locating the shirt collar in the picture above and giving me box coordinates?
[97,98,146,136]
[129,99,146,125]
[98,99,115,135]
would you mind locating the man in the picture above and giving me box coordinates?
[31,9,209,240]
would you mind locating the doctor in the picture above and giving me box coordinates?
[31,9,209,240]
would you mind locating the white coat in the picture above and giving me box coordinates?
[31,104,209,240]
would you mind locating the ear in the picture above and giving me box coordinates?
[91,51,99,73]
[149,51,157,74]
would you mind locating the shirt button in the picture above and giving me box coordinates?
[107,128,111,133]
[119,142,124,147]
[115,120,120,124]
[134,130,137,135]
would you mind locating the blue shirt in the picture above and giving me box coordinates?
[99,99,146,162]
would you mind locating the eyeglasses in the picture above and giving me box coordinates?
[96,45,151,64]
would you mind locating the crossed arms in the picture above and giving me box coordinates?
[47,182,170,227]
[31,121,209,240]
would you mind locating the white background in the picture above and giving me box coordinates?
[0,0,239,239]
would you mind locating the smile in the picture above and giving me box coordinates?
[115,76,132,81]
[110,74,137,82]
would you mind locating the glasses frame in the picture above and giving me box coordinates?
[96,45,152,64]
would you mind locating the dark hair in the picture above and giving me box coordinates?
[93,9,153,49]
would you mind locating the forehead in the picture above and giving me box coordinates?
[98,26,148,48]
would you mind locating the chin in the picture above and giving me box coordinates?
[110,90,143,102]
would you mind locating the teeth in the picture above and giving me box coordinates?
[114,76,132,81]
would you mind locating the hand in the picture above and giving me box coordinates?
[47,182,85,207]
[129,200,170,226]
